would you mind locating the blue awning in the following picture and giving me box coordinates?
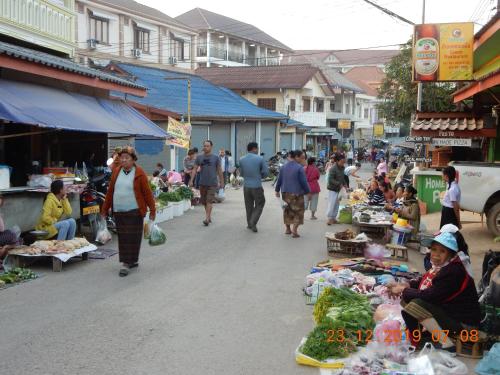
[0,79,168,138]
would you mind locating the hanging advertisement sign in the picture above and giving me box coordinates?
[167,117,191,149]
[413,22,473,82]
[338,119,351,129]
[373,123,384,137]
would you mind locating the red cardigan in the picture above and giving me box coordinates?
[305,165,321,194]
[101,165,156,218]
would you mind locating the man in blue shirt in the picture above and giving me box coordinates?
[239,142,269,232]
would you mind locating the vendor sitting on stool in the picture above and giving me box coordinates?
[387,232,480,352]
[36,180,76,240]
[387,185,420,238]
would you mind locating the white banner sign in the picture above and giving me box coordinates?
[432,138,471,147]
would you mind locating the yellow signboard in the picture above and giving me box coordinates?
[338,119,351,129]
[413,22,473,81]
[167,117,191,149]
[374,123,384,137]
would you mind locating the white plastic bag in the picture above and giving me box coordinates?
[217,188,225,201]
[95,216,112,244]
[148,223,166,246]
[27,174,53,188]
[408,343,468,375]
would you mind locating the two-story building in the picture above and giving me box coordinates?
[196,64,335,153]
[175,8,293,68]
[75,0,197,69]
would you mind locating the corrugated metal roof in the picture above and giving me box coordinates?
[411,118,484,131]
[114,63,287,120]
[321,67,363,93]
[196,65,319,89]
[175,8,292,51]
[0,41,145,90]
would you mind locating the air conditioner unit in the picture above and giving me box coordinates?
[87,39,97,49]
[132,48,142,58]
[168,56,178,65]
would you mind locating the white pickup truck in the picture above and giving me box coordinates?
[451,162,500,236]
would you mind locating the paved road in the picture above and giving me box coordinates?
[1,179,355,375]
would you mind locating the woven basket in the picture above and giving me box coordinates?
[326,232,367,257]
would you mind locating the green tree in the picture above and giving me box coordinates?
[377,41,457,136]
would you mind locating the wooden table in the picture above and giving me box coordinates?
[352,221,393,243]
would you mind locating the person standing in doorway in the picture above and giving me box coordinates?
[275,150,311,238]
[239,142,269,232]
[304,157,321,220]
[326,153,346,225]
[196,141,224,226]
[440,166,462,229]
[101,147,156,277]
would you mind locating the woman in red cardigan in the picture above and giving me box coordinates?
[304,157,321,220]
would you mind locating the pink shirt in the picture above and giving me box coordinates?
[377,161,388,176]
[305,165,321,194]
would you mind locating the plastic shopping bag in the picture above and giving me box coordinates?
[143,220,151,239]
[475,343,500,375]
[95,216,112,244]
[408,343,468,375]
[217,188,225,201]
[149,223,166,246]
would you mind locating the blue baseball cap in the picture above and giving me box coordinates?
[432,232,458,252]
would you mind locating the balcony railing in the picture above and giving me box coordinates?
[290,111,328,128]
[0,0,75,55]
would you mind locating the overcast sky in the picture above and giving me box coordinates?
[137,0,495,50]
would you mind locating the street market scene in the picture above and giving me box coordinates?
[0,0,500,374]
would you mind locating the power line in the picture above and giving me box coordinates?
[360,0,416,25]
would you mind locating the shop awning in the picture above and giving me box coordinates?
[0,79,168,138]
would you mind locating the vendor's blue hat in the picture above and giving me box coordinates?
[432,232,458,252]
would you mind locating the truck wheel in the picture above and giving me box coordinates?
[486,202,500,237]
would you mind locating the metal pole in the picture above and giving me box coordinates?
[416,0,426,112]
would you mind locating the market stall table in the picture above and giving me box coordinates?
[352,204,393,242]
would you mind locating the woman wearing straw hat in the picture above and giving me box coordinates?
[101,146,156,277]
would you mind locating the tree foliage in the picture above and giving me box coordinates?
[377,41,457,135]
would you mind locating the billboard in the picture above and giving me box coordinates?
[413,22,473,82]
[338,119,351,129]
[373,123,384,137]
[167,117,191,149]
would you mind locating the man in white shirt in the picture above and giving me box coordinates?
[347,149,354,166]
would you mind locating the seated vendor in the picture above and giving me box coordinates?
[151,170,168,192]
[0,194,20,259]
[380,181,395,203]
[388,232,481,352]
[367,180,386,206]
[36,180,76,240]
[390,185,420,237]
[424,223,469,271]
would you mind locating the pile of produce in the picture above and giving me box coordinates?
[302,287,375,361]
[175,186,194,200]
[348,189,367,205]
[0,267,37,286]
[158,191,183,205]
[334,229,355,241]
[8,237,90,256]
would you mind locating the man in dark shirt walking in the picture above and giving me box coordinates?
[195,140,224,226]
[239,142,269,232]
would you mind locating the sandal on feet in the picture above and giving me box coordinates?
[119,265,130,277]
[203,220,210,226]
[292,233,300,238]
[285,230,292,235]
[129,263,139,269]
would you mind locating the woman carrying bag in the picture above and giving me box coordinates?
[101,147,156,277]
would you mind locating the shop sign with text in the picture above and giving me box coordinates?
[432,138,471,147]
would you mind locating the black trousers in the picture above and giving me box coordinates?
[440,206,459,228]
[244,187,266,228]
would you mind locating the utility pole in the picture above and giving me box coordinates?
[416,0,426,112]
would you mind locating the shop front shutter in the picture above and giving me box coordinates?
[190,124,209,151]
[296,133,304,150]
[209,123,231,152]
[280,133,293,151]
[260,122,277,161]
[235,122,256,161]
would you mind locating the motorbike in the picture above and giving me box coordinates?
[80,169,116,241]
[315,158,325,174]
[268,151,287,185]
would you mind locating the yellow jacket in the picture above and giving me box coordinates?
[35,193,72,238]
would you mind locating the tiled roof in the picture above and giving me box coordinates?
[195,65,319,89]
[321,67,363,93]
[92,0,193,30]
[344,66,386,96]
[287,49,399,65]
[411,118,484,131]
[113,63,287,120]
[0,41,145,90]
[175,8,292,51]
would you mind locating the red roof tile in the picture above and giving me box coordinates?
[344,66,386,96]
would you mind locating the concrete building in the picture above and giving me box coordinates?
[74,0,197,69]
[175,8,292,68]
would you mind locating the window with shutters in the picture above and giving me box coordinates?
[257,98,276,111]
[134,27,150,52]
[330,100,336,112]
[290,99,296,112]
[316,99,324,112]
[89,16,109,44]
[303,98,311,112]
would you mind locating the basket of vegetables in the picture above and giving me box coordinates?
[325,230,367,257]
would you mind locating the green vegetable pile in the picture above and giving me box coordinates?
[0,267,38,285]
[158,191,182,204]
[175,186,194,200]
[302,287,375,361]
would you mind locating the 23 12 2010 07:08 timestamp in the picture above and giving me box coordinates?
[326,329,480,344]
